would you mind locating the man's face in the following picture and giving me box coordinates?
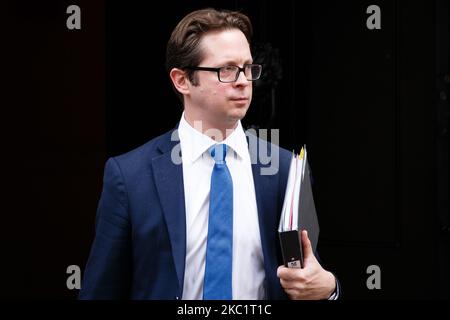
[186,28,253,129]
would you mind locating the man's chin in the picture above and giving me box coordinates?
[225,114,245,126]
[228,106,249,121]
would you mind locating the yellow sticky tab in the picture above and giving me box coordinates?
[299,147,305,160]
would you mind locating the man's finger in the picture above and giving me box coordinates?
[277,265,293,280]
[277,265,302,281]
[279,278,295,290]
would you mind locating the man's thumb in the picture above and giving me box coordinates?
[301,230,314,262]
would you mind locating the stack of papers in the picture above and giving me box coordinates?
[278,146,319,268]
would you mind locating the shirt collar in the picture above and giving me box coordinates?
[178,112,250,164]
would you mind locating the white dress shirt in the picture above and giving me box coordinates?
[178,113,266,300]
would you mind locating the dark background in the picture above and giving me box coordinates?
[3,0,449,299]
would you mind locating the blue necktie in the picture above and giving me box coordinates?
[203,144,233,300]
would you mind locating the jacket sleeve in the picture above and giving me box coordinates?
[79,157,132,299]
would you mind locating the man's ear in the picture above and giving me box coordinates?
[169,68,190,96]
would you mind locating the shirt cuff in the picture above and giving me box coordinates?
[327,275,340,300]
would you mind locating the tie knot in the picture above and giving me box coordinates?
[210,144,227,164]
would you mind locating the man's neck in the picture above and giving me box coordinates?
[183,112,238,142]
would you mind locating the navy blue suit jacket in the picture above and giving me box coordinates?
[79,128,294,299]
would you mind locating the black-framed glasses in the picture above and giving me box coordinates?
[185,64,262,83]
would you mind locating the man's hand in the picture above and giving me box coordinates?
[277,230,336,300]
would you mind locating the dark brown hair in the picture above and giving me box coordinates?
[166,8,253,101]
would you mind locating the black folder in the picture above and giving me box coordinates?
[279,148,319,268]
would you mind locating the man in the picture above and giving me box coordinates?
[80,8,338,300]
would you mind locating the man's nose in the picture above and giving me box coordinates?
[234,70,250,86]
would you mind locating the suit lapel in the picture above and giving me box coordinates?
[251,159,281,299]
[151,129,186,295]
